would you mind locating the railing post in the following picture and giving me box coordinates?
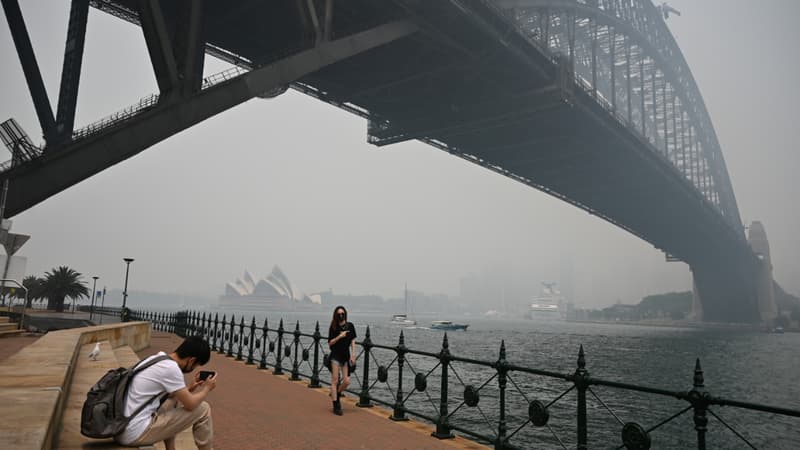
[309,321,321,388]
[575,345,589,450]
[246,316,256,365]
[212,313,219,352]
[236,316,245,361]
[291,321,301,380]
[690,358,708,450]
[259,317,269,370]
[432,333,453,438]
[227,315,235,357]
[273,319,284,375]
[200,312,207,339]
[496,340,508,449]
[390,330,408,421]
[218,315,227,354]
[357,326,373,407]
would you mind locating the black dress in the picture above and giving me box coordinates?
[328,322,357,364]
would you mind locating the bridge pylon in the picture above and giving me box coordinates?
[747,221,778,323]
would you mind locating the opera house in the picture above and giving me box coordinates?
[218,266,321,310]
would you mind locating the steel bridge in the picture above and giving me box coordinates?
[0,0,772,322]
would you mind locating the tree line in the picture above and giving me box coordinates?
[5,266,89,312]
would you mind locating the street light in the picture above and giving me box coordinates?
[122,258,134,313]
[89,276,99,322]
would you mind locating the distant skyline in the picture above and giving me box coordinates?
[1,1,797,309]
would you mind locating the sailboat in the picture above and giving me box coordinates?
[390,284,416,326]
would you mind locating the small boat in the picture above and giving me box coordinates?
[390,314,416,326]
[390,284,416,326]
[430,320,468,331]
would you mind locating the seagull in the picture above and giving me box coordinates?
[89,343,101,361]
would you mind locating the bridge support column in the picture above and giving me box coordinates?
[748,221,778,323]
[689,256,759,324]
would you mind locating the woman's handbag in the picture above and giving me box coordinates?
[323,353,332,372]
[348,360,357,373]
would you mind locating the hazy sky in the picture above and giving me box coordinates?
[0,1,797,308]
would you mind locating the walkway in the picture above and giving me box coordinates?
[141,332,485,450]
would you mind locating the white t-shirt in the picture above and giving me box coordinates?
[116,352,186,445]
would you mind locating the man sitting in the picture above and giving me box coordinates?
[116,336,218,450]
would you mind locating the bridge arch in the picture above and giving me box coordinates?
[495,0,742,234]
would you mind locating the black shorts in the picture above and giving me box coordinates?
[330,355,348,367]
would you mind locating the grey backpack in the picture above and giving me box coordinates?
[80,354,170,438]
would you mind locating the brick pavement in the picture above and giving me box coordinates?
[140,332,487,450]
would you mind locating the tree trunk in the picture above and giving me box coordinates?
[52,295,66,312]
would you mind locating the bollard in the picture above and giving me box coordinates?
[247,316,256,365]
[691,359,708,450]
[309,321,322,388]
[259,317,269,370]
[274,319,284,375]
[291,321,301,380]
[496,340,509,449]
[390,330,408,421]
[227,315,235,357]
[575,345,589,450]
[357,326,373,407]
[432,333,453,438]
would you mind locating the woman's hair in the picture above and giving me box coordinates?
[329,305,348,331]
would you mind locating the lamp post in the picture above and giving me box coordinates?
[99,287,106,325]
[89,276,99,321]
[122,258,134,321]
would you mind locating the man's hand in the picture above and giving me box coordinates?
[202,372,218,392]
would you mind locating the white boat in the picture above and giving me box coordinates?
[390,284,416,326]
[528,282,564,320]
[430,320,468,331]
[390,314,416,326]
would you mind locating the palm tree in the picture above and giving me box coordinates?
[42,266,89,312]
[15,275,45,308]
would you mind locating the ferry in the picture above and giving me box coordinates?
[430,320,468,331]
[528,282,564,320]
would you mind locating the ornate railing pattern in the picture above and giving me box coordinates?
[131,309,800,449]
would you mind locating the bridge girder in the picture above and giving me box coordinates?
[0,19,418,217]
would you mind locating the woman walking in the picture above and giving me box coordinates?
[328,305,356,415]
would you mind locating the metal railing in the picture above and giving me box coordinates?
[131,309,799,449]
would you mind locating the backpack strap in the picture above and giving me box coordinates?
[125,355,173,420]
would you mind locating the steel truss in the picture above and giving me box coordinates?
[495,0,742,235]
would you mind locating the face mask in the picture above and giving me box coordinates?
[181,360,195,374]
[337,313,346,321]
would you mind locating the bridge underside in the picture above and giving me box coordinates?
[1,0,760,321]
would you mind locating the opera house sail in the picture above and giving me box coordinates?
[218,266,321,311]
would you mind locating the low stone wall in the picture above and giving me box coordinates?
[0,321,151,449]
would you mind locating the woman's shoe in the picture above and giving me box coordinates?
[333,400,343,416]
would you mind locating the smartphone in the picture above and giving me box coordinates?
[198,370,215,381]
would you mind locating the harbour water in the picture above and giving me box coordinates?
[156,306,800,448]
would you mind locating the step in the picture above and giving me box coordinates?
[0,321,18,331]
[0,315,11,323]
[0,329,24,338]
